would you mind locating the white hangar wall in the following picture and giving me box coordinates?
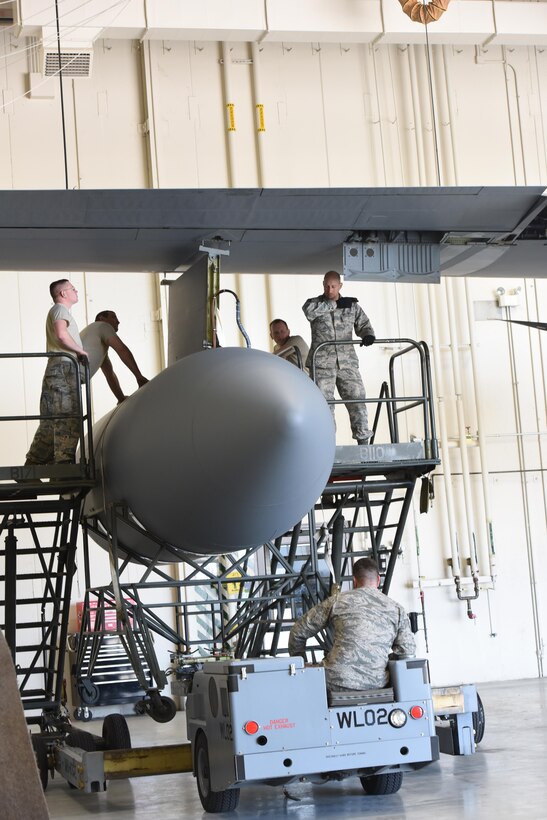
[0,11,545,686]
[140,39,547,188]
[219,271,547,687]
[2,31,546,188]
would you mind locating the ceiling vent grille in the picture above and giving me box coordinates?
[43,49,93,78]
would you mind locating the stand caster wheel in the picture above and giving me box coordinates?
[135,694,177,723]
[73,706,93,722]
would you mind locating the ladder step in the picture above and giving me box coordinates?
[0,573,64,581]
[15,644,57,652]
[19,689,51,696]
[3,597,61,605]
[0,549,60,556]
[0,621,60,630]
[22,698,60,709]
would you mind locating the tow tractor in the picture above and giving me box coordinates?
[185,655,477,813]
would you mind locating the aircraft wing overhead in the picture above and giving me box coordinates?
[0,186,544,277]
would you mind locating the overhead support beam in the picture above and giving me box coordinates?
[0,186,543,276]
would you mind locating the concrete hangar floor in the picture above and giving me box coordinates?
[45,676,547,820]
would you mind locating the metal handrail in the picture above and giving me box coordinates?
[274,344,304,370]
[310,337,436,450]
[387,339,429,442]
[0,351,95,481]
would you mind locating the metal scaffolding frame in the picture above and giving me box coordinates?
[0,340,439,724]
[75,339,439,711]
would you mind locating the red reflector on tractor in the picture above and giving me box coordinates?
[410,705,424,719]
[244,720,259,734]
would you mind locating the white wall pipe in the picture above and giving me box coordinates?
[257,0,270,44]
[427,284,461,579]
[412,576,493,590]
[414,45,439,186]
[138,42,165,377]
[441,45,460,185]
[464,279,497,583]
[140,41,160,188]
[531,49,547,180]
[505,314,544,676]
[389,45,406,185]
[445,278,480,578]
[434,45,455,186]
[394,45,419,185]
[69,84,83,191]
[373,46,403,184]
[221,41,238,188]
[253,28,274,328]
[430,45,450,187]
[529,279,547,444]
[406,46,426,185]
[485,432,547,440]
[507,48,546,184]
[527,282,547,591]
[250,42,267,187]
[361,44,386,186]
[504,49,528,184]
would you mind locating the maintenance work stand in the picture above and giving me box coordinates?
[0,340,482,797]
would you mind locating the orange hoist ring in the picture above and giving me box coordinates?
[399,0,451,24]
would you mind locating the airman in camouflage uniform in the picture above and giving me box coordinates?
[288,557,415,692]
[303,271,375,444]
[25,279,88,465]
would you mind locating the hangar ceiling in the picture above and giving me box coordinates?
[0,186,545,278]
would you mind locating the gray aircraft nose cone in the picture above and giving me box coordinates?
[87,347,335,558]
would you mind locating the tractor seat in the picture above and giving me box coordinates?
[328,686,394,708]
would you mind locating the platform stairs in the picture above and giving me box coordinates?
[0,352,94,726]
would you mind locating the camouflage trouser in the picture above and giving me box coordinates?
[26,359,81,465]
[315,365,369,440]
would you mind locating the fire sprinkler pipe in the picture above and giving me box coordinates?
[445,278,480,580]
[464,279,497,585]
[251,42,268,187]
[427,285,461,580]
[221,42,238,188]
